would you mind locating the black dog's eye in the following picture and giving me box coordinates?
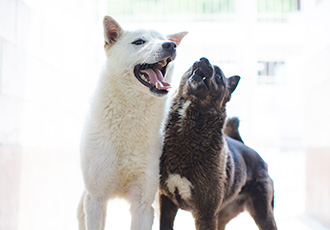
[132,39,146,45]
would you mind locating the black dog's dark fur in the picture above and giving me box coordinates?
[159,58,277,230]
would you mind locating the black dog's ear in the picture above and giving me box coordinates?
[228,75,240,94]
[103,16,123,47]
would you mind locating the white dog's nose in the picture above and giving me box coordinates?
[162,41,176,55]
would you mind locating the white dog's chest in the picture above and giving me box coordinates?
[102,101,161,153]
[84,93,164,183]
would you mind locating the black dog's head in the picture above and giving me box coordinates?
[178,57,240,109]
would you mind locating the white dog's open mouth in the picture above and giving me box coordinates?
[134,57,173,95]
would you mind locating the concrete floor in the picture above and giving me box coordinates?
[14,147,330,230]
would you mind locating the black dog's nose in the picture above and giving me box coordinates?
[162,42,177,53]
[199,57,210,65]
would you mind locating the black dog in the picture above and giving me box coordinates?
[159,58,277,230]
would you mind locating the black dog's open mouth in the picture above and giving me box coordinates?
[191,68,210,88]
[134,57,174,95]
[189,58,214,89]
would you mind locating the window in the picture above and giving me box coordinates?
[257,61,285,84]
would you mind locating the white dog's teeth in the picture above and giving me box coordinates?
[141,75,147,82]
[160,59,167,67]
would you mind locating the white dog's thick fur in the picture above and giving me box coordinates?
[77,16,187,230]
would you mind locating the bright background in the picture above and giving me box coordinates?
[0,0,330,229]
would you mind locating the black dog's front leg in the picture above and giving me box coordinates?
[194,213,218,230]
[159,194,179,230]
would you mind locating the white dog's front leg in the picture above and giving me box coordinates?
[130,201,154,230]
[129,176,158,230]
[78,192,87,230]
[84,193,107,230]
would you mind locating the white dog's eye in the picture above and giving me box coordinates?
[132,39,146,45]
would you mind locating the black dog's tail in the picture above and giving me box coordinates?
[224,117,244,143]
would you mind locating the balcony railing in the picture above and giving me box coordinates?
[105,0,300,22]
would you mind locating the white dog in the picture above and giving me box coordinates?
[77,16,187,230]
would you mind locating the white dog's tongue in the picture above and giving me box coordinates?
[140,69,171,90]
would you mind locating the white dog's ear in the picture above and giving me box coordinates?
[103,16,123,47]
[167,31,188,46]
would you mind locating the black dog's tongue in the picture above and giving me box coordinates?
[140,68,171,90]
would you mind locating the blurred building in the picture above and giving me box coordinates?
[0,0,329,229]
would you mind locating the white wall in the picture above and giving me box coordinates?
[299,0,330,225]
[0,0,99,229]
